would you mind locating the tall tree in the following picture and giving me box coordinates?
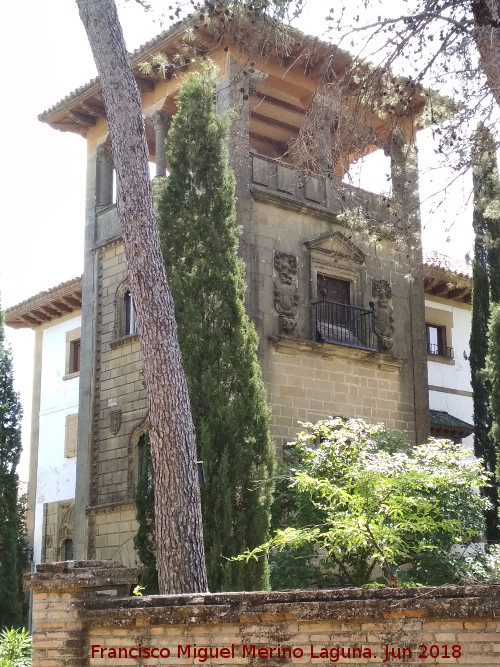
[0,303,23,628]
[156,66,275,592]
[487,304,500,486]
[471,124,500,542]
[76,0,207,594]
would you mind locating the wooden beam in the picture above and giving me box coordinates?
[21,314,42,327]
[251,91,305,117]
[69,110,97,127]
[135,75,155,92]
[449,287,471,301]
[249,131,288,155]
[38,305,62,318]
[63,295,82,308]
[431,283,452,297]
[81,100,107,119]
[52,300,72,314]
[250,111,299,135]
[31,309,52,322]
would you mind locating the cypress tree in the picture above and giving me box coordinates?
[134,434,158,593]
[156,65,275,591]
[0,301,24,627]
[471,124,500,542]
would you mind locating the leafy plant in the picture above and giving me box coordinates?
[238,418,491,587]
[0,628,31,667]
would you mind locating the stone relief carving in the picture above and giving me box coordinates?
[372,279,394,351]
[273,251,299,335]
[110,408,122,435]
[57,501,74,559]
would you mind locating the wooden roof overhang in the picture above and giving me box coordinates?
[5,277,82,329]
[39,15,430,175]
[424,264,472,304]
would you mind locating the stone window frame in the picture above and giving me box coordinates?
[64,327,81,380]
[111,278,139,348]
[306,233,366,309]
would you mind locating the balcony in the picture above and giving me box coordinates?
[427,343,454,359]
[313,300,377,352]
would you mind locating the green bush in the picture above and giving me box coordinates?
[0,628,31,667]
[240,418,491,588]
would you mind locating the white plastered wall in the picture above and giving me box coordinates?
[426,298,473,450]
[33,315,81,565]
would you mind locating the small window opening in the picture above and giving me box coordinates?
[70,339,81,374]
[63,538,73,561]
[124,291,137,335]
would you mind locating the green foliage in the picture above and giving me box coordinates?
[238,418,490,588]
[0,303,24,628]
[487,304,500,486]
[155,64,275,591]
[470,124,500,542]
[133,434,158,594]
[0,628,31,667]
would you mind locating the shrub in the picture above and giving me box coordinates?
[240,418,491,587]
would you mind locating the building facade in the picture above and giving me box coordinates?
[7,20,438,567]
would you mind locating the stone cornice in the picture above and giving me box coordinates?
[269,336,404,372]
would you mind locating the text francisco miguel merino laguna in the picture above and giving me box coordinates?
[90,643,462,662]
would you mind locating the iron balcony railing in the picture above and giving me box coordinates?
[314,299,377,352]
[427,342,454,359]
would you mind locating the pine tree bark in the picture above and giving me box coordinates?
[472,0,500,107]
[76,0,207,594]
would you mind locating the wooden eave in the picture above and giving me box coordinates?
[424,265,472,304]
[5,277,82,329]
[39,15,429,166]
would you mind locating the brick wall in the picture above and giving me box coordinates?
[27,562,500,667]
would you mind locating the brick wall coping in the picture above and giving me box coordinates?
[26,561,500,625]
[83,585,500,624]
[25,561,140,592]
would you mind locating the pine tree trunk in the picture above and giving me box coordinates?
[472,0,500,107]
[76,0,207,594]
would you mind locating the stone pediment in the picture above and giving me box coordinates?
[305,232,365,263]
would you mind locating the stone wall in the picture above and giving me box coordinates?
[27,561,500,667]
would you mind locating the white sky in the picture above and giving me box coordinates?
[1,0,474,481]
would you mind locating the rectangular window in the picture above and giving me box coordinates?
[70,339,81,373]
[64,327,81,378]
[426,324,446,356]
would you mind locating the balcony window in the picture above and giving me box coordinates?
[426,324,453,358]
[314,298,376,351]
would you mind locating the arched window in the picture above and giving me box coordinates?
[124,291,137,336]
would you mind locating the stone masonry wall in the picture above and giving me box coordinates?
[263,339,411,451]
[27,562,500,667]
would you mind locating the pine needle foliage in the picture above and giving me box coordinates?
[156,64,275,591]
[471,124,500,542]
[0,303,24,628]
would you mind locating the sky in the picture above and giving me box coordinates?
[1,0,475,481]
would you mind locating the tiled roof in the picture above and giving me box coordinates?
[423,251,472,278]
[5,277,82,329]
[429,409,473,431]
[38,17,193,121]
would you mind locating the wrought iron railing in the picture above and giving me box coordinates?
[427,343,454,359]
[313,299,377,351]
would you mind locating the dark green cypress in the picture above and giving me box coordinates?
[156,65,275,591]
[133,434,158,593]
[472,124,500,542]
[0,302,24,627]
